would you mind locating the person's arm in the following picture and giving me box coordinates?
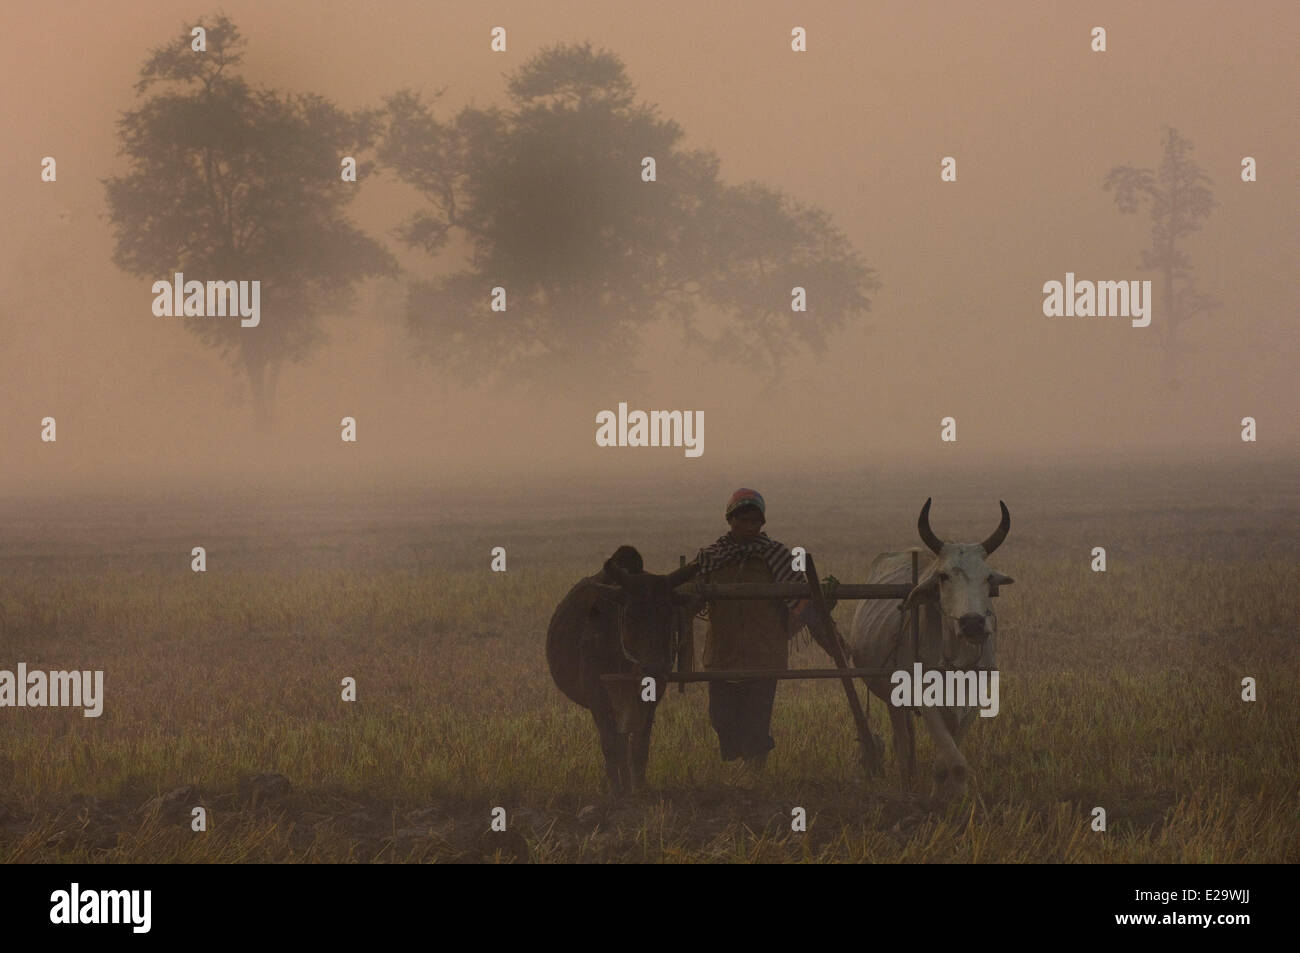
[786,573,839,637]
[786,598,813,637]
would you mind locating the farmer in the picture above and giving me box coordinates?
[694,488,811,773]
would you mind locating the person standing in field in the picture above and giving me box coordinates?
[694,488,810,775]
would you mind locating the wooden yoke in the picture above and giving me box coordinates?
[803,553,882,776]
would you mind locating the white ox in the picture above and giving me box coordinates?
[848,499,1013,800]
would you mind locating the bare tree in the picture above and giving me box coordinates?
[1104,126,1219,387]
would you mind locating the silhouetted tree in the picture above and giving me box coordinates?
[380,41,878,390]
[104,14,397,427]
[1104,126,1219,387]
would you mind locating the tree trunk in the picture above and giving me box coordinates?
[243,351,275,433]
[1162,259,1178,386]
[266,361,282,418]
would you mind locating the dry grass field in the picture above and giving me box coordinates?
[1,457,1296,862]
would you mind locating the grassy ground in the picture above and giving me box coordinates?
[0,459,1296,862]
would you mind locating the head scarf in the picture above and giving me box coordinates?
[725,488,766,519]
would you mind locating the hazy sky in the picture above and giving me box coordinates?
[2,0,1296,496]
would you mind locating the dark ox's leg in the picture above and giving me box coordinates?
[592,705,629,796]
[579,632,630,796]
[585,662,628,795]
[628,701,658,793]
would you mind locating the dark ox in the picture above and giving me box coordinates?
[546,546,699,795]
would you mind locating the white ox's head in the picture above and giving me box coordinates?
[902,498,1014,670]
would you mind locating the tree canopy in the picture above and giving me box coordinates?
[104,14,397,425]
[380,41,878,389]
[1104,126,1219,385]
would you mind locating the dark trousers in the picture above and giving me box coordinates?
[709,679,778,761]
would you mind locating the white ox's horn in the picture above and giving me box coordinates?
[917,498,945,554]
[980,501,1011,556]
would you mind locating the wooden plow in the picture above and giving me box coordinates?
[602,551,1003,778]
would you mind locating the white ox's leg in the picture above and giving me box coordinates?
[920,706,968,801]
[888,706,916,789]
[866,674,917,789]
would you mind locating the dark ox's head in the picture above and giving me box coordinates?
[588,547,700,678]
[902,499,1015,670]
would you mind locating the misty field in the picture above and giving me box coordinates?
[0,460,1296,863]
